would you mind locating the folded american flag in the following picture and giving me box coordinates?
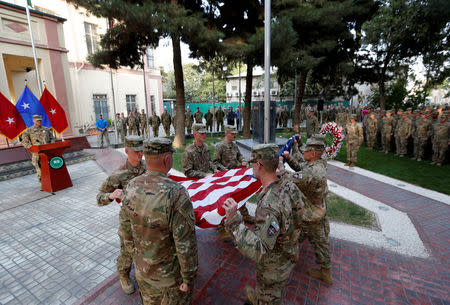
[169,167,262,228]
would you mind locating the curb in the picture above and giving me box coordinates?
[72,273,119,305]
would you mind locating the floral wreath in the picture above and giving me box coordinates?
[319,122,345,158]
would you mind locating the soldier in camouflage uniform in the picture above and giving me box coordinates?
[139,109,148,138]
[185,107,194,134]
[283,134,332,285]
[365,112,378,150]
[223,144,304,305]
[306,110,319,138]
[215,106,225,131]
[194,107,203,124]
[127,111,139,136]
[431,112,450,166]
[344,114,363,166]
[412,112,432,161]
[21,115,54,181]
[161,108,172,136]
[115,113,124,143]
[396,112,412,157]
[281,106,289,127]
[381,110,395,154]
[118,113,127,142]
[213,125,254,225]
[336,108,349,127]
[182,124,219,178]
[149,113,161,137]
[120,138,198,304]
[204,108,213,132]
[96,136,146,295]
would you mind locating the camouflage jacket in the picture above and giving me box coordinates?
[194,111,203,123]
[382,116,395,134]
[21,125,54,149]
[149,114,161,128]
[397,118,412,137]
[96,160,146,206]
[204,111,213,123]
[225,178,304,268]
[127,114,139,127]
[432,121,450,142]
[182,143,217,178]
[287,158,328,222]
[215,109,224,121]
[139,113,147,126]
[117,117,127,131]
[345,122,363,144]
[185,112,193,127]
[213,140,244,170]
[161,112,172,126]
[415,119,432,138]
[306,116,319,134]
[366,117,378,133]
[120,170,198,288]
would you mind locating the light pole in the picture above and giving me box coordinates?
[264,0,271,143]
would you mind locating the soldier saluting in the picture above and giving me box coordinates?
[21,114,54,182]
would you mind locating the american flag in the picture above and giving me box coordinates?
[169,167,262,228]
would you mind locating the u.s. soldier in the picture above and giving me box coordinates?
[96,136,146,295]
[21,114,54,181]
[283,134,333,285]
[182,123,219,178]
[223,144,305,305]
[120,138,198,304]
[344,114,363,166]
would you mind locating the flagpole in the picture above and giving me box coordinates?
[142,48,150,138]
[25,0,43,95]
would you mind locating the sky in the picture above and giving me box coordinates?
[154,38,198,72]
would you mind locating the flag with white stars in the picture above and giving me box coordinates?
[15,85,51,128]
[0,91,27,140]
[40,87,69,134]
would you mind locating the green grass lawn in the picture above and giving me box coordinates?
[248,192,378,229]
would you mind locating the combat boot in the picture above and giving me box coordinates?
[244,286,257,305]
[119,274,135,294]
[344,162,351,166]
[436,163,442,166]
[349,162,355,167]
[417,158,422,161]
[308,267,333,285]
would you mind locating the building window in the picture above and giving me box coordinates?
[84,22,98,55]
[232,85,237,91]
[126,95,137,113]
[146,46,154,68]
[93,94,108,120]
[150,95,156,114]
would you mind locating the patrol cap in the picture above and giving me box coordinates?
[413,110,421,114]
[301,134,326,152]
[224,125,238,134]
[350,114,357,119]
[124,135,144,151]
[33,114,42,121]
[249,144,279,163]
[397,109,403,113]
[192,123,207,133]
[143,138,176,155]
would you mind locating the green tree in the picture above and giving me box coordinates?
[68,0,221,148]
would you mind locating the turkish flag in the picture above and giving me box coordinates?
[0,91,27,140]
[40,87,69,134]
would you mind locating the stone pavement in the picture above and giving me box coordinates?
[74,149,449,305]
[0,160,121,305]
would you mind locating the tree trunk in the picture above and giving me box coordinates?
[243,60,253,139]
[379,80,386,110]
[172,35,186,148]
[293,71,307,133]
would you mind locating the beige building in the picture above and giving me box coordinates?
[1,0,163,137]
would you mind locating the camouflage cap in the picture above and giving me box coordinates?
[33,114,42,120]
[407,107,412,111]
[193,123,207,133]
[249,143,279,163]
[397,109,403,113]
[301,134,326,152]
[124,135,144,151]
[413,110,421,114]
[388,109,395,113]
[143,137,176,155]
[224,125,238,134]
[350,114,357,119]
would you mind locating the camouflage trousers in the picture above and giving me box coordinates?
[206,122,213,132]
[299,217,331,269]
[282,120,288,127]
[31,153,41,181]
[117,234,133,276]
[346,141,360,163]
[366,131,376,148]
[381,133,391,152]
[137,280,193,305]
[118,129,126,143]
[152,127,159,137]
[99,131,110,147]
[129,126,138,136]
[163,125,170,136]
[254,260,296,305]
[141,126,148,138]
[216,121,224,132]
[413,137,427,159]
[186,126,192,134]
[432,140,448,164]
[397,136,409,155]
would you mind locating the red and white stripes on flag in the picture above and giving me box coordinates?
[169,167,262,228]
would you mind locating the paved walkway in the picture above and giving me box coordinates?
[74,150,449,305]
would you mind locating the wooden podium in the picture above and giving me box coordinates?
[29,141,73,192]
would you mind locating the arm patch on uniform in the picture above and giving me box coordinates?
[259,215,280,250]
[267,221,279,237]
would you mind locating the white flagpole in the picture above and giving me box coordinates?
[263,0,271,143]
[25,0,43,95]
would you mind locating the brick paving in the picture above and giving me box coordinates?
[74,156,449,305]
